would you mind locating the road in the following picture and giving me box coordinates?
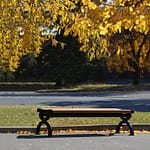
[0,133,150,150]
[0,91,150,112]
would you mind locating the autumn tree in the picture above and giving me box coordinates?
[108,29,150,84]
[0,0,78,72]
[1,0,150,84]
[0,0,44,72]
[106,0,150,84]
[36,32,88,86]
[70,0,150,84]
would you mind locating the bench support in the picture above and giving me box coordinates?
[36,113,52,136]
[116,115,134,136]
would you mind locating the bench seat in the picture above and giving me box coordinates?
[36,107,135,136]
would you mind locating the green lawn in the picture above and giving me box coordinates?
[0,106,149,126]
[0,82,55,91]
[1,82,150,91]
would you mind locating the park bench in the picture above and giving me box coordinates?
[36,107,135,136]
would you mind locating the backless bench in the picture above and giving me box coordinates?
[36,107,134,136]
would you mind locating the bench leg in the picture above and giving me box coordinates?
[116,116,134,136]
[36,113,52,136]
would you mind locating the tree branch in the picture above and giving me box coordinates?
[137,34,147,59]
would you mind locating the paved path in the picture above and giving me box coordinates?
[0,133,150,150]
[0,91,150,112]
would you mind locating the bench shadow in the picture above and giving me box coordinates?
[17,133,114,139]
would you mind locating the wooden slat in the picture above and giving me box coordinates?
[37,107,134,114]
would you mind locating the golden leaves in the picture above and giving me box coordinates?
[99,25,108,35]
[0,0,58,72]
[1,0,150,73]
[133,15,149,34]
[52,39,58,47]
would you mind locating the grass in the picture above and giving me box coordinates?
[0,106,38,126]
[0,106,149,126]
[58,83,123,91]
[0,82,55,91]
[1,81,150,92]
[66,83,150,92]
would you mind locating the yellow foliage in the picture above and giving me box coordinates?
[60,43,66,49]
[52,39,58,47]
[0,0,150,74]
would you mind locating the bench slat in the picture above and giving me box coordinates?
[37,107,134,114]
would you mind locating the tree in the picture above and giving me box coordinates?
[106,0,150,84]
[1,0,150,85]
[36,31,87,86]
[108,29,150,84]
[70,0,150,84]
[14,54,38,81]
[0,0,79,72]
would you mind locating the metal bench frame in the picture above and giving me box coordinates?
[36,108,135,136]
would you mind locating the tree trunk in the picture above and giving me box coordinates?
[132,64,140,85]
[133,71,139,85]
[55,79,62,87]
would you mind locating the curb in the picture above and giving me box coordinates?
[0,124,150,133]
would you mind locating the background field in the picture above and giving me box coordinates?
[0,106,149,126]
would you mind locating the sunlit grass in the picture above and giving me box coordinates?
[69,83,150,91]
[0,82,150,92]
[0,106,38,126]
[67,83,121,91]
[0,106,149,126]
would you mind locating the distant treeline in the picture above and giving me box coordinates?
[0,34,149,86]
